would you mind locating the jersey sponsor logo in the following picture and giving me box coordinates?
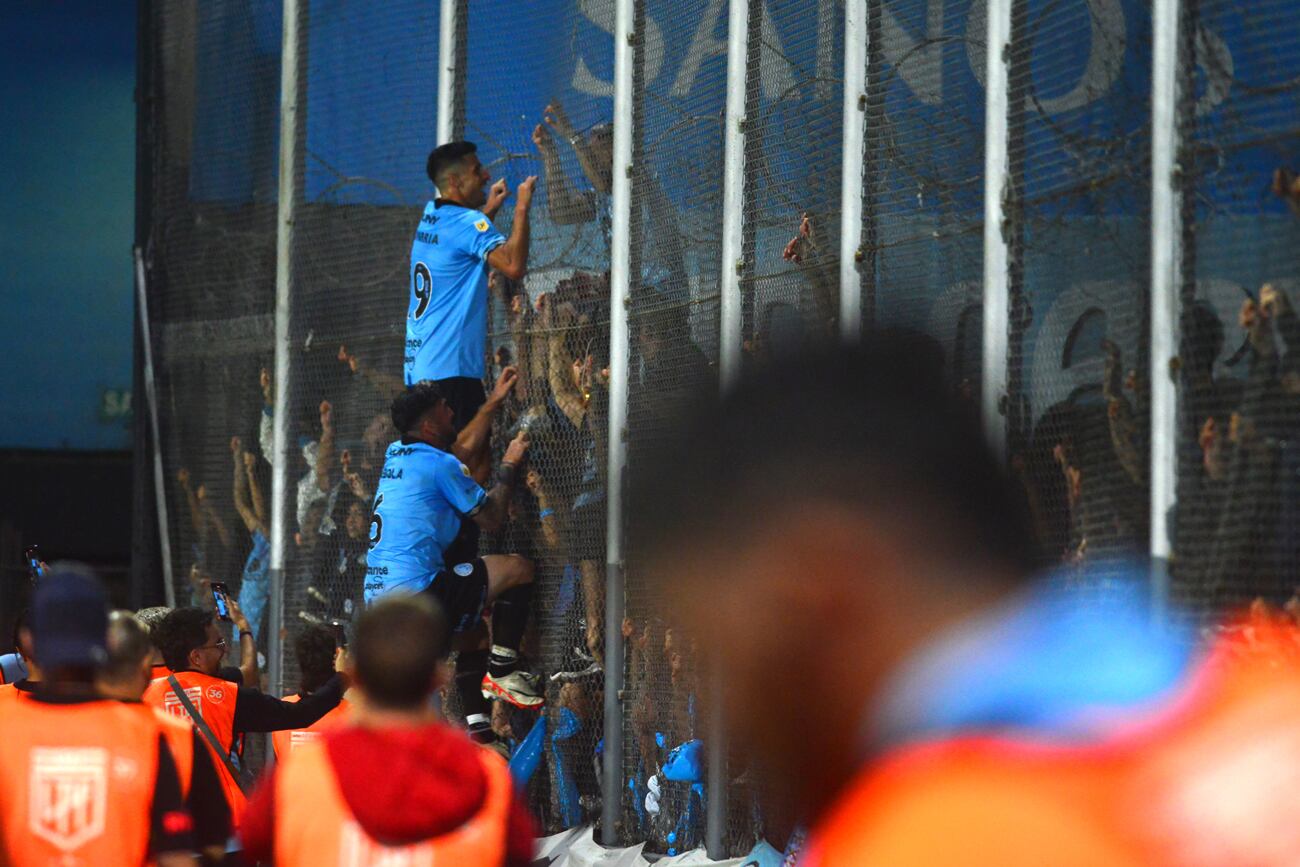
[205,685,226,704]
[162,686,204,720]
[474,219,489,232]
[28,747,108,852]
[387,446,416,458]
[339,820,437,866]
[453,563,475,578]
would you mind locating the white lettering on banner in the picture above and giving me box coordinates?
[29,747,108,852]
[670,0,795,99]
[572,0,664,97]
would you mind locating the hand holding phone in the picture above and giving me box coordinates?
[210,582,233,622]
[24,546,45,581]
[329,618,349,650]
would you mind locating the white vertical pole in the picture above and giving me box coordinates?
[436,0,457,145]
[704,0,750,857]
[839,0,867,341]
[134,249,176,608]
[719,0,749,389]
[1150,0,1183,617]
[601,0,636,846]
[982,0,1012,459]
[269,0,302,702]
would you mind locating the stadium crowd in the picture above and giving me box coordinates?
[5,133,1300,865]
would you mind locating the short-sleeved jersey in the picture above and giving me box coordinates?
[405,200,505,384]
[363,439,488,604]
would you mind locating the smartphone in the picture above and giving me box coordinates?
[329,618,348,650]
[210,582,233,622]
[23,546,44,581]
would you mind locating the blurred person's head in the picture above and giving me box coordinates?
[585,122,614,177]
[156,607,224,676]
[392,382,455,447]
[96,611,155,700]
[25,564,110,685]
[427,141,490,208]
[135,605,172,666]
[633,292,688,362]
[629,338,1036,815]
[295,623,338,695]
[349,595,450,713]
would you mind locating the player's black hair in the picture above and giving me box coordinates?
[629,334,1040,583]
[391,382,448,435]
[427,141,478,189]
[155,606,215,672]
[294,623,337,695]
[353,595,449,710]
[103,611,154,683]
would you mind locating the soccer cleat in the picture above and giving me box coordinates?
[481,670,545,708]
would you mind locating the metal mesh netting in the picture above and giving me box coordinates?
[1172,1,1300,614]
[1006,0,1153,581]
[864,1,985,400]
[279,0,440,688]
[146,0,280,661]
[463,0,616,834]
[620,0,723,852]
[138,0,1300,857]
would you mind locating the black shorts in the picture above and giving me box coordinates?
[431,376,486,434]
[424,558,489,633]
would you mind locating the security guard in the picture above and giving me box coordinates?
[0,566,195,866]
[240,596,537,866]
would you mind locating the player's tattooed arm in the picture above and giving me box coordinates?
[471,431,530,533]
[486,177,537,281]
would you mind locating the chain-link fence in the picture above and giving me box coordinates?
[138,0,1300,856]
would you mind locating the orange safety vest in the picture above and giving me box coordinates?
[271,695,351,760]
[0,684,29,708]
[119,701,196,800]
[0,698,166,865]
[273,735,512,866]
[144,670,245,825]
[804,628,1300,867]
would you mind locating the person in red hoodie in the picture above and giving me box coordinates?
[240,594,536,866]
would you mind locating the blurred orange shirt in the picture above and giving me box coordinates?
[804,624,1300,866]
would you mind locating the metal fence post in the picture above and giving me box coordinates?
[1149,0,1184,618]
[269,0,303,705]
[436,0,458,145]
[839,0,867,342]
[601,0,636,847]
[981,0,1013,459]
[134,249,176,608]
[703,0,752,856]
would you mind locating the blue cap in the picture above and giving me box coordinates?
[31,565,108,670]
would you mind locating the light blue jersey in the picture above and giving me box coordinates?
[404,200,505,383]
[363,438,487,604]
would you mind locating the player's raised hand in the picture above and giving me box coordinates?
[531,123,553,151]
[504,430,531,467]
[319,400,333,430]
[516,176,538,211]
[230,436,242,455]
[177,467,191,487]
[486,178,509,214]
[242,451,257,471]
[491,365,520,403]
[543,101,574,138]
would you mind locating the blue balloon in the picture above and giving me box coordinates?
[662,739,703,782]
[508,715,547,785]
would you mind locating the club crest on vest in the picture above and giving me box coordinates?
[29,747,108,852]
